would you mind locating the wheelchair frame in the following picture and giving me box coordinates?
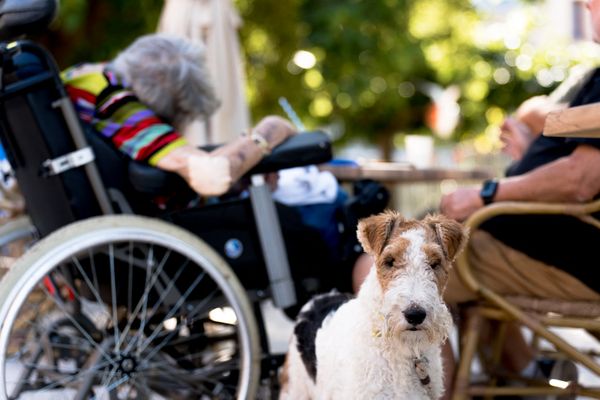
[0,35,335,400]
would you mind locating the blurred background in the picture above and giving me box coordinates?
[35,0,600,215]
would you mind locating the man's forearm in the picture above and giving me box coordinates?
[495,145,600,203]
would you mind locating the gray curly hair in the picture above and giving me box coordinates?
[111,34,220,128]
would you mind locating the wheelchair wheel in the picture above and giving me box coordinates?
[0,215,260,400]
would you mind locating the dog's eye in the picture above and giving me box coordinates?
[429,261,441,270]
[383,258,395,268]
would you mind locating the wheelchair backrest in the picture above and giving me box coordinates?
[0,0,57,40]
[0,41,111,236]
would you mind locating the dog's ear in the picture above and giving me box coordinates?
[357,210,402,255]
[423,214,469,262]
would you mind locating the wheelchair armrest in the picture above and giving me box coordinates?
[128,131,332,195]
[127,162,189,195]
[455,198,600,294]
[247,131,332,175]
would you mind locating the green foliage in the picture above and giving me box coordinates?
[236,0,570,157]
[41,0,163,68]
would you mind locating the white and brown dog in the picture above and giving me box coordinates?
[279,211,468,400]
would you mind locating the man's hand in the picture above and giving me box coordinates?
[500,117,534,161]
[440,187,484,222]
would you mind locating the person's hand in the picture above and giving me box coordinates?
[516,95,565,135]
[440,187,484,222]
[500,117,534,161]
[252,115,296,151]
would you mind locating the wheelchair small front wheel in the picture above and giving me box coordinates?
[0,215,260,400]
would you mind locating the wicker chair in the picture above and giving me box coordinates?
[452,104,600,399]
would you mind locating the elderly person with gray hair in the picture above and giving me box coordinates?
[62,33,295,196]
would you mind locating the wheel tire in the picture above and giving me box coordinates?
[0,215,261,400]
[0,215,36,259]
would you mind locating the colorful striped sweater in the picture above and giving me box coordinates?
[61,63,188,166]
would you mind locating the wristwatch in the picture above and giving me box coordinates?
[480,179,499,205]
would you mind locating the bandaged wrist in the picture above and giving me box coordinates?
[188,155,232,196]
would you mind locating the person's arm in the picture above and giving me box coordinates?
[156,115,295,195]
[440,144,600,221]
[210,115,295,182]
[515,95,567,136]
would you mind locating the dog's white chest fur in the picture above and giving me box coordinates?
[279,212,467,400]
[314,297,442,400]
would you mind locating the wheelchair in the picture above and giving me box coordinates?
[0,1,389,399]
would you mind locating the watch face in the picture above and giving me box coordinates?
[481,179,498,203]
[481,183,494,197]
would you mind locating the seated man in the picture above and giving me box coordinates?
[440,0,600,392]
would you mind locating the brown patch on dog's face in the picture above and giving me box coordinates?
[422,242,449,293]
[422,214,468,262]
[375,235,409,292]
[359,210,419,291]
[357,210,420,256]
[357,210,400,256]
[422,213,469,291]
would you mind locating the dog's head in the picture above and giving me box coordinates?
[357,211,468,347]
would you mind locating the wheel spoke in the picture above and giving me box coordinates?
[134,272,207,359]
[71,256,111,323]
[127,241,134,335]
[7,359,111,395]
[109,244,122,354]
[120,250,175,354]
[138,286,220,366]
[37,285,117,369]
[91,374,130,400]
[99,363,120,392]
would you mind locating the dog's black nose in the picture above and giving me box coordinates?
[403,306,427,326]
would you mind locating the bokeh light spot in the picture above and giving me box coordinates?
[309,94,333,117]
[304,69,324,89]
[293,50,317,69]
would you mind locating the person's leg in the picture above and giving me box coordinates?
[445,230,600,304]
[351,253,372,293]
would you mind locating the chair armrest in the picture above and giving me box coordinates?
[247,131,332,175]
[128,131,332,195]
[544,103,600,138]
[455,198,600,294]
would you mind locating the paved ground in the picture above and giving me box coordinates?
[5,300,600,398]
[262,300,600,400]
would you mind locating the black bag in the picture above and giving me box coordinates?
[338,179,390,266]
